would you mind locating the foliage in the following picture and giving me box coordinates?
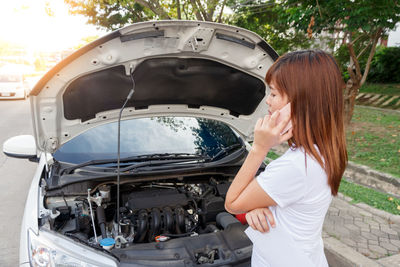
[368,46,400,83]
[346,106,400,178]
[276,0,400,35]
[64,0,231,30]
[339,178,400,215]
[229,0,313,55]
[334,41,370,81]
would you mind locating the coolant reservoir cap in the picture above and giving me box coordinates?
[100,238,115,248]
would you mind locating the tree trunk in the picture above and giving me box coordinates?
[190,0,205,20]
[343,28,382,126]
[176,0,181,19]
[343,78,361,126]
[135,0,171,19]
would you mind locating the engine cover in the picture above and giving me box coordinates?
[126,188,189,210]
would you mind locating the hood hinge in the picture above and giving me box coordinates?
[44,137,59,153]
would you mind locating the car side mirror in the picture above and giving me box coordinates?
[3,135,37,160]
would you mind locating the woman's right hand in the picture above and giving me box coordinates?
[251,111,292,156]
[245,207,276,233]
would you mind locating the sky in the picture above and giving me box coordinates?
[0,0,105,53]
[388,23,400,47]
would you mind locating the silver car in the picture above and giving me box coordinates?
[3,20,278,266]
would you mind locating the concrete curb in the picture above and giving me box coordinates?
[337,193,400,225]
[344,161,400,198]
[323,235,381,267]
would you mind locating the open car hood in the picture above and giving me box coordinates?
[30,20,278,153]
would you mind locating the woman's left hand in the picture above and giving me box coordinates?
[252,111,293,156]
[245,207,276,233]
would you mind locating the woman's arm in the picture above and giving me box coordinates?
[224,111,292,214]
[224,147,276,214]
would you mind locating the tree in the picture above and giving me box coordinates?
[268,0,400,124]
[64,0,230,31]
[229,0,314,55]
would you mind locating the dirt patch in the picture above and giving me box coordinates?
[347,121,388,138]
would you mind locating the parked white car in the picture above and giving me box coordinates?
[3,20,278,266]
[0,72,28,99]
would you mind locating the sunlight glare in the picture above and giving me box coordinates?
[0,0,103,53]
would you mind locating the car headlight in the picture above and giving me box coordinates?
[28,229,118,267]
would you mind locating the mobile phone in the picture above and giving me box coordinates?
[276,102,292,135]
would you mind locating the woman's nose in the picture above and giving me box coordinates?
[266,94,271,105]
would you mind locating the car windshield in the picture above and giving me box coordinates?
[0,74,21,82]
[54,117,242,164]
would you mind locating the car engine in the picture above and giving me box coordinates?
[44,178,237,251]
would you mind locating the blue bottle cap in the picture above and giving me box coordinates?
[100,238,115,247]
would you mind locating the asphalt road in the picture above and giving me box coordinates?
[0,98,37,266]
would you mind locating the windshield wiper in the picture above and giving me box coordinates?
[60,153,209,175]
[210,144,245,162]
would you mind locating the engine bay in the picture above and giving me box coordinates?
[43,175,244,258]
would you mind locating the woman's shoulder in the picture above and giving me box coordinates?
[265,148,307,177]
[272,147,306,166]
[270,146,325,177]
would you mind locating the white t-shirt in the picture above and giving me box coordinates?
[251,147,332,267]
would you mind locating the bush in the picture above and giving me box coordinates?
[368,46,400,83]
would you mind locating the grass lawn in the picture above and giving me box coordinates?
[347,106,400,178]
[339,178,400,215]
[360,83,400,96]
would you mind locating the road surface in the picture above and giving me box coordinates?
[0,98,37,266]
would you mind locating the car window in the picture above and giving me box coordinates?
[54,117,242,164]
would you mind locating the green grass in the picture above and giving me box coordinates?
[267,151,280,160]
[347,106,400,178]
[360,83,400,96]
[264,151,280,164]
[339,179,400,215]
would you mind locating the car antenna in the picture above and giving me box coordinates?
[116,65,135,235]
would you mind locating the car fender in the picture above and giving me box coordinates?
[19,154,47,265]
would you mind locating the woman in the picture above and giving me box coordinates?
[224,50,347,266]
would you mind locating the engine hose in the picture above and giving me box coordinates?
[163,207,174,233]
[161,225,197,238]
[174,207,185,234]
[96,206,107,239]
[161,232,194,238]
[134,210,148,243]
[149,208,161,241]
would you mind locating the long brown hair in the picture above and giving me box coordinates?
[265,50,347,195]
